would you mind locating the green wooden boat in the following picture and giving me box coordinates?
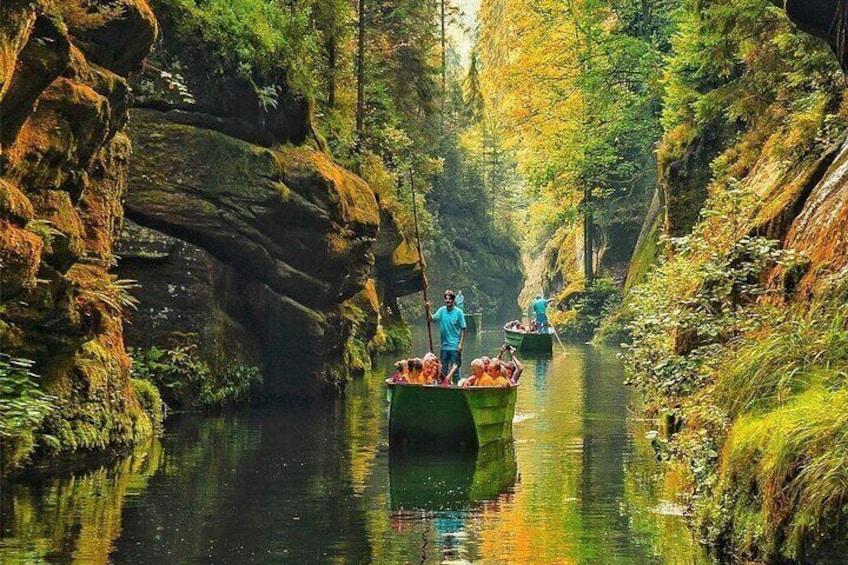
[503,325,553,353]
[386,381,519,449]
[389,441,517,510]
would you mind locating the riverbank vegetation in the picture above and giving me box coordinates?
[613,0,848,559]
[470,0,848,560]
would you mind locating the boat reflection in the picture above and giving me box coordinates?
[389,441,518,511]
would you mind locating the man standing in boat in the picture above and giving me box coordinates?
[426,289,467,383]
[531,294,554,334]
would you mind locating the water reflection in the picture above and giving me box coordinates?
[389,442,517,511]
[0,440,161,565]
[1,329,715,564]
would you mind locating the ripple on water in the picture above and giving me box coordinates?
[512,412,535,423]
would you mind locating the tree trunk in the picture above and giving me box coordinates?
[440,0,446,134]
[327,33,337,109]
[584,184,594,287]
[356,0,365,143]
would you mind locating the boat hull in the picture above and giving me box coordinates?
[386,382,518,449]
[503,326,553,353]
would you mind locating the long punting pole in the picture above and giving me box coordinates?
[409,169,434,352]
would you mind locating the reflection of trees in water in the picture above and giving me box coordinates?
[623,416,711,564]
[533,355,550,391]
[115,408,375,564]
[577,346,654,563]
[0,438,162,565]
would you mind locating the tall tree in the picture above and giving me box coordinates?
[463,51,484,121]
[356,0,366,143]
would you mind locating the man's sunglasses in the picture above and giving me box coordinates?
[444,295,454,300]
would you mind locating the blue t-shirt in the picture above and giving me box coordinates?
[433,306,466,350]
[532,298,549,316]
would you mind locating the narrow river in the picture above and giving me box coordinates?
[1,328,714,564]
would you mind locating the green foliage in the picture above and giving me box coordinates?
[712,388,848,562]
[0,355,56,469]
[152,0,320,97]
[377,318,413,353]
[427,125,523,319]
[555,278,621,340]
[131,378,166,429]
[131,341,262,409]
[661,0,845,168]
[714,300,848,419]
[75,277,139,314]
[624,230,796,401]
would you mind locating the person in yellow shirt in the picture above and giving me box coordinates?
[462,358,486,387]
[422,352,441,384]
[485,359,511,387]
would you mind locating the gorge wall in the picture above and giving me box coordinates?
[115,1,420,396]
[1,0,420,469]
[1,0,158,465]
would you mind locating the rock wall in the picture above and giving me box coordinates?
[0,0,418,474]
[116,109,381,395]
[0,0,158,463]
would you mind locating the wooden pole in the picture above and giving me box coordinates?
[409,169,434,352]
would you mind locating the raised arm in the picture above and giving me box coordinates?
[510,347,524,382]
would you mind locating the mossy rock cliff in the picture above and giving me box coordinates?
[0,0,160,472]
[118,109,381,395]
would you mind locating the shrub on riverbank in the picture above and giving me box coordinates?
[552,278,621,341]
[0,355,56,470]
[131,341,262,409]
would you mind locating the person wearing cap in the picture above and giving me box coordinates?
[426,289,467,383]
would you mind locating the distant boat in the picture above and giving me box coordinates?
[503,324,553,353]
[386,381,518,449]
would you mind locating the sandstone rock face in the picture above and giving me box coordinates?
[117,109,380,395]
[0,0,158,466]
[769,137,848,299]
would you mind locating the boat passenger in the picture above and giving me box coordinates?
[506,356,523,383]
[481,356,491,370]
[422,352,441,384]
[390,359,409,383]
[497,344,524,383]
[407,358,426,384]
[462,358,486,387]
[486,359,510,387]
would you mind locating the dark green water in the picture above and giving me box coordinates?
[1,328,714,564]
